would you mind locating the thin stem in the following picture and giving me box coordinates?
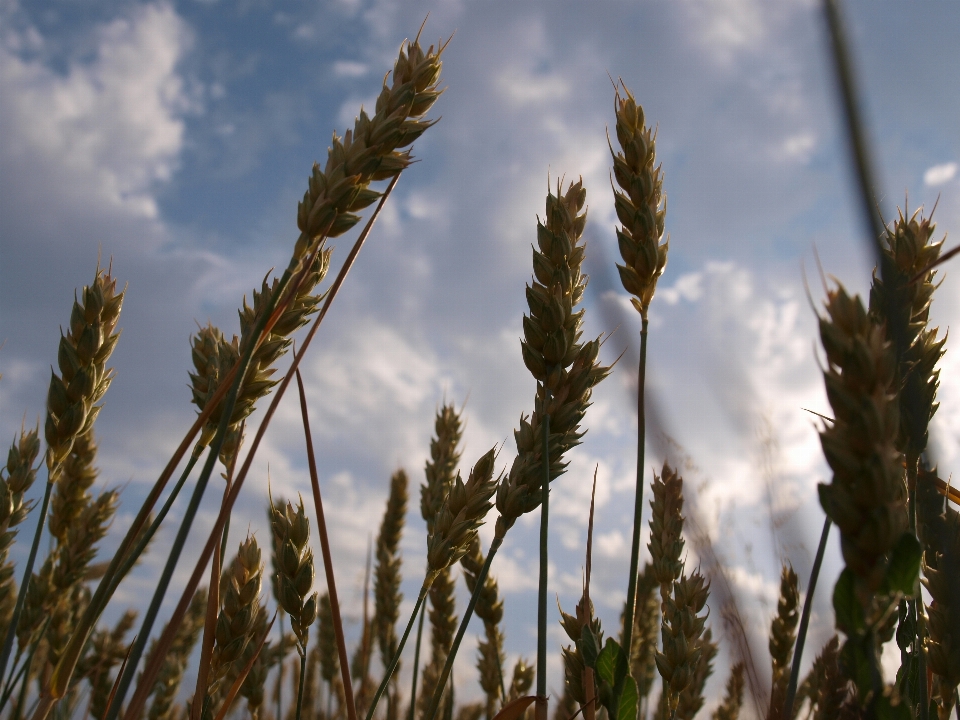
[0,475,54,682]
[783,516,832,719]
[621,318,649,673]
[297,369,358,720]
[536,395,551,720]
[297,651,307,720]
[279,614,285,720]
[366,586,429,720]
[408,602,426,720]
[424,538,503,720]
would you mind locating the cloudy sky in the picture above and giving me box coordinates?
[1,0,958,714]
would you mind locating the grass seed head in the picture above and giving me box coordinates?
[426,447,498,576]
[317,592,340,684]
[647,463,685,602]
[422,404,464,535]
[675,626,716,720]
[497,180,610,539]
[293,36,445,265]
[767,564,800,719]
[869,206,946,460]
[655,570,710,717]
[374,469,408,675]
[918,480,960,701]
[0,427,41,626]
[48,428,99,541]
[210,534,264,694]
[817,284,906,600]
[711,662,745,720]
[268,494,318,654]
[45,267,123,477]
[609,84,668,319]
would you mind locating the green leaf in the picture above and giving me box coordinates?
[596,638,619,686]
[885,532,921,595]
[581,625,600,670]
[616,676,638,720]
[833,569,865,634]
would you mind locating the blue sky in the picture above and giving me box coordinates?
[1,0,958,713]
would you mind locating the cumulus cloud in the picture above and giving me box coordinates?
[924,161,958,186]
[0,2,192,220]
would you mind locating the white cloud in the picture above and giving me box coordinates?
[681,0,766,64]
[0,2,192,219]
[924,161,958,187]
[660,270,705,305]
[333,60,369,78]
[779,131,817,163]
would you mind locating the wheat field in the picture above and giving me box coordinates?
[0,2,958,720]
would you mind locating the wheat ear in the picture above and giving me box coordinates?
[868,206,946,716]
[648,464,684,605]
[674,626,716,720]
[767,565,800,720]
[711,663,745,720]
[204,535,263,717]
[817,283,909,709]
[317,591,342,719]
[0,267,123,683]
[654,570,711,719]
[0,427,41,633]
[374,470,408,687]
[268,494,318,720]
[412,404,463,720]
[917,469,960,720]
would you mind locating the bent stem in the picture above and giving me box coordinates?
[783,516,831,718]
[424,538,503,720]
[366,585,430,720]
[296,368,358,720]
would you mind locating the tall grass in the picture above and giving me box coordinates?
[1,4,958,720]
